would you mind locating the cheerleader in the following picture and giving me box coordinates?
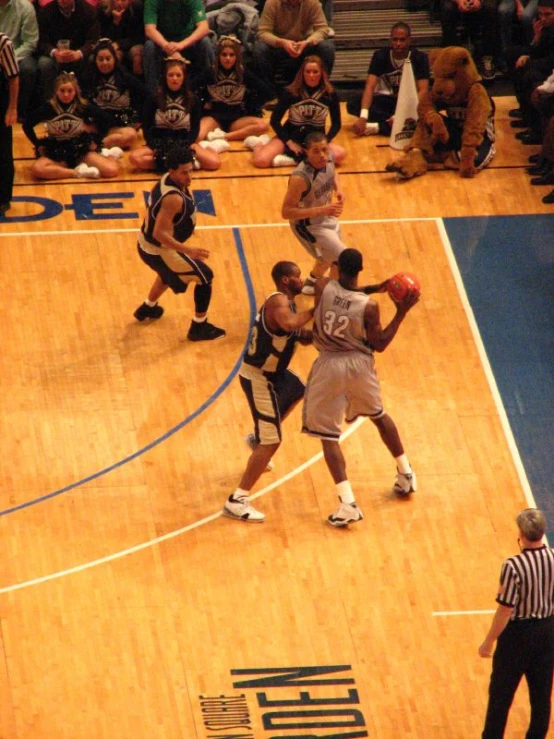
[130,53,220,172]
[84,38,146,152]
[22,71,120,180]
[194,35,269,152]
[250,55,346,168]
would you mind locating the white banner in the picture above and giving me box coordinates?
[389,58,419,151]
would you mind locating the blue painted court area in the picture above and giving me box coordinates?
[445,214,554,534]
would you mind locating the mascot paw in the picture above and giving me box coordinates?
[459,165,477,178]
[386,150,428,180]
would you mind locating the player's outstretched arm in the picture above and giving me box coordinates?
[267,294,315,333]
[364,291,419,352]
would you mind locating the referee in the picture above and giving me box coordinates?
[0,32,19,217]
[479,508,554,739]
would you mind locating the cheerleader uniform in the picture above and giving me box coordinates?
[84,68,146,129]
[142,91,201,172]
[23,100,110,168]
[270,88,341,160]
[193,67,269,131]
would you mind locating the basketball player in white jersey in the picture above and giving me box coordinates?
[281,131,346,296]
[302,248,419,527]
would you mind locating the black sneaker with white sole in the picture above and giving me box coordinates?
[134,302,164,321]
[187,320,226,342]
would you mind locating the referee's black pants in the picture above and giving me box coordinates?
[0,89,14,209]
[482,616,554,739]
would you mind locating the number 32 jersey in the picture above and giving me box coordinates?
[313,280,373,356]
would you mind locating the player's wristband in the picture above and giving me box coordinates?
[360,108,369,119]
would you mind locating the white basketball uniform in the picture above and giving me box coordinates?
[302,280,386,440]
[288,151,346,264]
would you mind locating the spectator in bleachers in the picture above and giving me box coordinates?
[252,0,334,101]
[533,111,554,200]
[440,0,499,80]
[36,0,99,101]
[194,34,270,151]
[249,53,344,167]
[506,0,554,143]
[97,0,144,76]
[142,0,214,95]
[498,0,539,73]
[130,52,221,172]
[82,37,145,151]
[346,22,429,137]
[0,0,38,120]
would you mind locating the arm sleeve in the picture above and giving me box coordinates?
[257,0,280,47]
[142,94,157,146]
[270,93,293,140]
[16,4,39,60]
[23,103,52,146]
[496,560,520,608]
[187,95,202,143]
[326,92,341,142]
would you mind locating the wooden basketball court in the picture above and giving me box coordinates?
[0,96,551,738]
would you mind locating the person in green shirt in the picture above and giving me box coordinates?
[143,0,214,92]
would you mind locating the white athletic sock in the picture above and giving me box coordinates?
[145,299,157,307]
[337,480,354,505]
[395,454,412,475]
[230,488,249,502]
[192,316,207,323]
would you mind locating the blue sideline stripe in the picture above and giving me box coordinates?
[444,214,554,534]
[0,227,256,517]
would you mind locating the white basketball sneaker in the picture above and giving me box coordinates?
[223,495,265,523]
[327,501,364,528]
[301,276,316,295]
[393,469,417,495]
[244,433,274,471]
[207,128,227,141]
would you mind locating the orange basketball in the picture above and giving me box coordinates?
[387,272,421,303]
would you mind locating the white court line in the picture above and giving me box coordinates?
[433,610,495,617]
[436,220,536,509]
[0,216,438,239]
[0,419,365,594]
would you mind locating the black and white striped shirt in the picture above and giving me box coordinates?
[0,33,19,81]
[497,546,554,620]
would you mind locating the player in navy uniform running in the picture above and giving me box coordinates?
[223,261,314,522]
[134,145,225,342]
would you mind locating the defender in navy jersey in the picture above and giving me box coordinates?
[223,261,315,523]
[479,508,554,739]
[301,248,419,527]
[133,145,225,342]
[282,131,346,295]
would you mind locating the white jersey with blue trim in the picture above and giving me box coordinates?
[289,151,336,227]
